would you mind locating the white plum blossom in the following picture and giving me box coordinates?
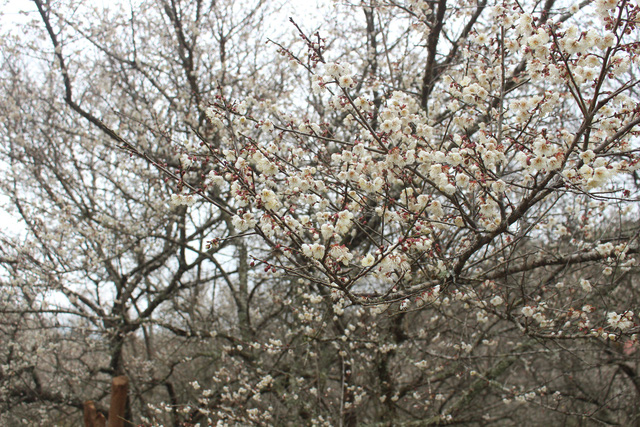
[302,243,325,260]
[169,193,196,207]
[607,311,634,331]
[335,210,354,235]
[580,279,593,293]
[232,212,258,232]
[259,189,281,211]
[329,245,354,265]
[180,153,193,169]
[361,254,375,267]
[338,75,354,88]
[490,295,504,306]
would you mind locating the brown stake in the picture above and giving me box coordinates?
[84,400,106,427]
[107,376,129,427]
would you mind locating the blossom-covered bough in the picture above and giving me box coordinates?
[165,0,640,423]
[2,0,640,425]
[203,0,639,327]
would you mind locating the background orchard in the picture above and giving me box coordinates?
[1,0,639,425]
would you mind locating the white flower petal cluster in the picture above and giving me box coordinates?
[607,311,634,331]
[324,62,355,89]
[302,243,325,260]
[232,212,258,232]
[169,193,197,208]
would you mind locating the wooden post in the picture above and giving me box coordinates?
[84,400,106,427]
[107,375,129,427]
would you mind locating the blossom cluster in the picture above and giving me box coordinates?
[177,0,640,348]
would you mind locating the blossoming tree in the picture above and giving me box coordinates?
[1,0,294,424]
[2,0,640,425]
